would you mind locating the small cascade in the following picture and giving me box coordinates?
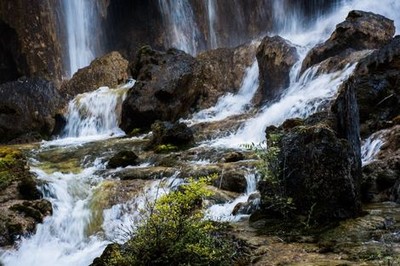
[186,60,259,125]
[205,173,258,222]
[61,83,133,141]
[158,0,201,55]
[63,0,104,76]
[1,161,108,266]
[206,0,218,49]
[361,130,387,165]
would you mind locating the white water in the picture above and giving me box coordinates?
[361,130,387,165]
[158,0,201,55]
[63,0,104,76]
[206,0,218,49]
[185,60,259,125]
[1,160,108,266]
[62,85,130,140]
[206,173,258,222]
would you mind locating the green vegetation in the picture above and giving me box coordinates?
[244,133,295,219]
[105,177,247,266]
[0,147,25,190]
[154,143,178,153]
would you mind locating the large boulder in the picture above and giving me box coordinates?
[0,77,63,143]
[301,10,395,74]
[349,36,400,137]
[146,121,194,151]
[61,51,129,99]
[120,47,199,131]
[254,35,298,105]
[0,147,52,247]
[193,42,258,109]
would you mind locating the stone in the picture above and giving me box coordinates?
[61,51,129,99]
[0,77,63,143]
[301,10,395,74]
[120,47,198,131]
[213,169,247,194]
[223,152,245,163]
[147,121,194,151]
[255,36,298,105]
[107,150,139,169]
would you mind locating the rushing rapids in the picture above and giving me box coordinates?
[1,0,400,265]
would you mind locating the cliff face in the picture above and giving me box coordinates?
[0,0,63,84]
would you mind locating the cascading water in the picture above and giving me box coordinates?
[206,0,218,49]
[361,130,387,165]
[63,0,104,76]
[158,0,201,55]
[3,1,400,265]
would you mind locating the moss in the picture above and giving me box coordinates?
[154,144,178,154]
[0,147,25,190]
[129,128,142,136]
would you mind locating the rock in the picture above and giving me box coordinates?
[223,152,245,163]
[0,147,52,247]
[213,169,247,193]
[254,36,298,105]
[0,77,63,143]
[232,192,260,215]
[120,47,198,131]
[107,150,139,169]
[348,36,400,137]
[90,243,122,266]
[61,51,129,99]
[193,43,258,109]
[0,0,63,83]
[301,10,395,74]
[147,121,194,151]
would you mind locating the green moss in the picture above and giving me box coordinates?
[154,144,178,154]
[129,128,142,136]
[0,147,25,190]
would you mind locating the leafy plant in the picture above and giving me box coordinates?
[107,176,246,266]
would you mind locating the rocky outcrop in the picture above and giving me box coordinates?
[254,36,298,105]
[301,10,395,74]
[193,42,258,109]
[0,147,52,247]
[0,0,63,84]
[61,51,129,99]
[257,108,361,224]
[0,77,63,143]
[349,36,400,137]
[120,47,198,131]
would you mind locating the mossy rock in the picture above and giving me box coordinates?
[0,147,26,190]
[107,150,139,169]
[154,144,178,154]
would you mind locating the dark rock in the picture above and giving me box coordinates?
[301,10,395,74]
[255,36,298,105]
[213,169,247,193]
[61,51,129,99]
[223,152,245,163]
[0,77,63,143]
[348,36,400,137]
[107,150,139,169]
[120,47,198,131]
[279,123,361,223]
[232,192,260,215]
[17,174,41,200]
[0,0,63,83]
[147,121,194,150]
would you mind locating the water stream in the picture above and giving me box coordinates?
[2,0,400,265]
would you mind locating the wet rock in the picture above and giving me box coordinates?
[120,47,198,131]
[0,77,63,143]
[349,36,400,137]
[90,243,122,266]
[213,169,247,193]
[232,192,260,215]
[107,150,139,169]
[255,36,298,105]
[0,0,63,83]
[61,51,129,99]
[0,147,52,247]
[193,43,258,109]
[301,10,395,74]
[147,121,194,151]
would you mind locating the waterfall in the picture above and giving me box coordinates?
[206,0,218,49]
[158,0,201,55]
[63,0,104,76]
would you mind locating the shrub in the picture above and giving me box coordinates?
[107,177,246,266]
